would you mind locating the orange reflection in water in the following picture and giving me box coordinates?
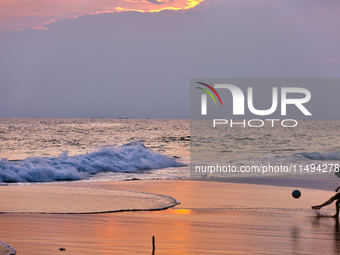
[2,180,340,254]
[169,209,192,215]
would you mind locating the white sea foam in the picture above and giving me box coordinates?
[294,151,340,161]
[254,151,340,170]
[0,241,16,255]
[0,186,180,214]
[0,142,186,183]
[260,151,340,165]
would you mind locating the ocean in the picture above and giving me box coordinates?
[191,119,340,178]
[1,118,340,183]
[0,119,190,182]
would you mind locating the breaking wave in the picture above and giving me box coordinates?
[0,142,185,183]
[294,151,340,161]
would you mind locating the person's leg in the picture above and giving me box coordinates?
[312,194,339,210]
[333,200,340,218]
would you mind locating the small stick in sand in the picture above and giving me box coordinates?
[152,236,155,250]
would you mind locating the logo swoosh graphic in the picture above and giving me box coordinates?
[197,87,217,106]
[197,82,223,106]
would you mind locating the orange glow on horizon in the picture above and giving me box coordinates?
[0,0,205,31]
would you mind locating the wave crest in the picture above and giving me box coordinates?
[294,151,340,161]
[0,142,185,183]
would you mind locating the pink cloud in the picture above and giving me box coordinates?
[327,57,340,63]
[0,0,205,31]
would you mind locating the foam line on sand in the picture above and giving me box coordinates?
[0,185,180,214]
[0,241,16,255]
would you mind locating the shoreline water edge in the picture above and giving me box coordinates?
[1,119,340,254]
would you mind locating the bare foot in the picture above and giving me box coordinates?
[312,206,321,210]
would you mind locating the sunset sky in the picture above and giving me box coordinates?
[1,0,340,118]
[1,0,204,31]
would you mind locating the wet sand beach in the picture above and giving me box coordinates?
[1,179,339,254]
[0,186,178,214]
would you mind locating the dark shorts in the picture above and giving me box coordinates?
[333,193,340,200]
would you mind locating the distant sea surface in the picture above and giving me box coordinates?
[1,119,340,183]
[191,120,340,178]
[0,119,190,182]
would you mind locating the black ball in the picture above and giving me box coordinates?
[292,190,301,199]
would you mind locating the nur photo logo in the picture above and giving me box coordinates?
[194,80,313,128]
[196,82,223,115]
[198,82,311,117]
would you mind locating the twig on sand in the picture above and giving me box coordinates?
[152,236,155,255]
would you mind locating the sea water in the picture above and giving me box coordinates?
[191,119,340,178]
[0,119,190,182]
[1,119,340,183]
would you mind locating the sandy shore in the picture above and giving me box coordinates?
[0,179,339,254]
[0,186,178,214]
